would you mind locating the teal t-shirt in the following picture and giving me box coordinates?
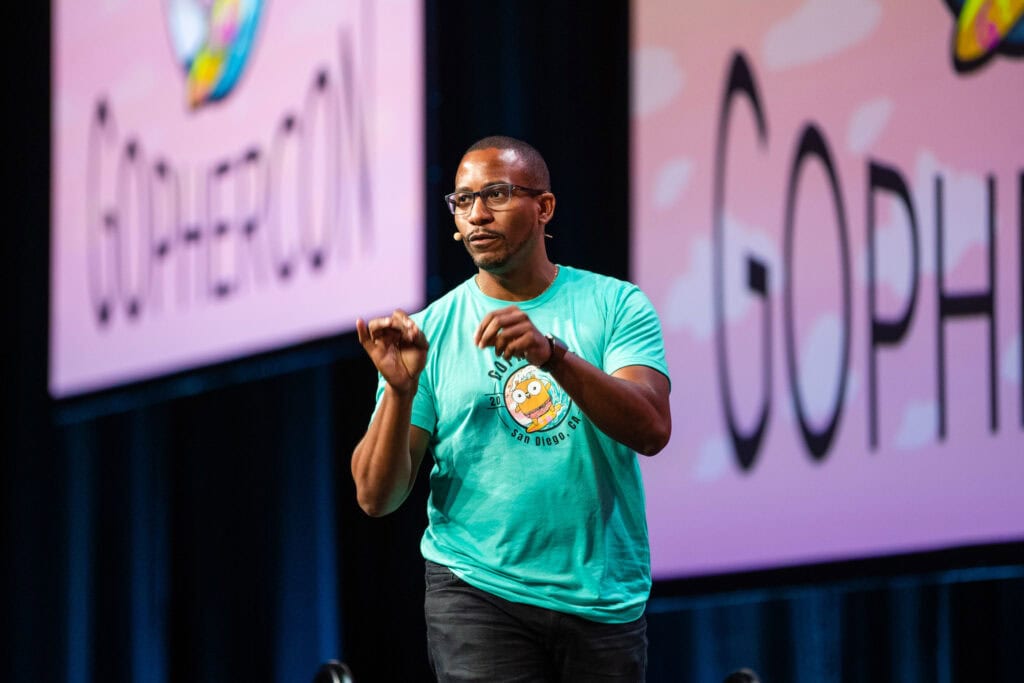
[374,265,669,623]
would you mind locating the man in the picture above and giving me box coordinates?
[352,136,671,682]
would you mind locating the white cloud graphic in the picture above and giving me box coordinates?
[167,0,206,62]
[856,209,916,301]
[779,315,858,431]
[914,151,989,277]
[860,151,989,300]
[847,98,892,154]
[796,314,848,424]
[654,158,694,209]
[663,214,781,339]
[664,239,712,337]
[780,368,858,426]
[895,400,937,450]
[632,46,685,117]
[845,370,860,405]
[763,0,882,70]
[1002,335,1021,384]
[695,435,731,483]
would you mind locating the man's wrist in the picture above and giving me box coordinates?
[539,334,568,371]
[385,377,419,400]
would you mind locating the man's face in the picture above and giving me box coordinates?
[452,147,548,273]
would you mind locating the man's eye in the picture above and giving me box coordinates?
[454,193,473,205]
[485,187,508,200]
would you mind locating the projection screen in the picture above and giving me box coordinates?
[51,0,423,397]
[633,0,1024,579]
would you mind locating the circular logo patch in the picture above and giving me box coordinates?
[502,367,570,434]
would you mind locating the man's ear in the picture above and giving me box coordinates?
[537,192,556,226]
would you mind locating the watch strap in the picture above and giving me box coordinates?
[540,333,568,371]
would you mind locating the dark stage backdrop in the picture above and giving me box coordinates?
[5,2,1023,683]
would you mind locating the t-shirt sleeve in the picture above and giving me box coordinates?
[603,283,670,383]
[371,371,438,434]
[368,309,438,434]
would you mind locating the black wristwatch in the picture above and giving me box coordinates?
[540,333,568,371]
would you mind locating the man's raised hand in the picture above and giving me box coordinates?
[356,310,429,395]
[474,306,550,367]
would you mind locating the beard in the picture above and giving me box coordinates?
[465,230,538,274]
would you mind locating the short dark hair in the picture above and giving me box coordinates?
[464,135,551,190]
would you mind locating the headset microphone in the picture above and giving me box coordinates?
[453,232,463,241]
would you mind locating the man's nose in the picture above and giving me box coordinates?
[467,195,493,224]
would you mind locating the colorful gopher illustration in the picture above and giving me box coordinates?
[510,375,564,433]
[165,0,265,108]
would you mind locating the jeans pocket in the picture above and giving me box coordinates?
[424,560,464,591]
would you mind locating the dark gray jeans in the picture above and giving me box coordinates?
[424,560,647,682]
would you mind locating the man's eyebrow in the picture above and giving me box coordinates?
[454,180,510,192]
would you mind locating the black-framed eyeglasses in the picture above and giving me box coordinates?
[444,183,546,215]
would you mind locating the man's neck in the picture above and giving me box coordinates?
[475,261,559,302]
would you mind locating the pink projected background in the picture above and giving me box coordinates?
[51,0,423,398]
[633,0,1024,579]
